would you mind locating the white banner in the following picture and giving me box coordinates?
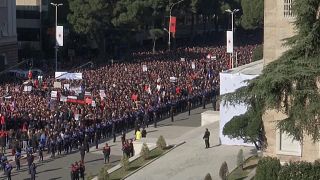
[99,90,106,99]
[64,84,70,90]
[191,62,195,69]
[170,77,177,83]
[51,91,58,98]
[23,86,32,92]
[60,96,67,102]
[55,72,83,80]
[56,26,63,46]
[142,65,148,72]
[227,31,233,53]
[54,82,62,88]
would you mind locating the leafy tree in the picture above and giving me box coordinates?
[223,0,320,145]
[219,161,229,180]
[67,0,112,56]
[240,0,264,29]
[149,29,165,53]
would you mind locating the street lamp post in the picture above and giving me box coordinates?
[168,0,185,51]
[225,9,239,68]
[50,3,63,72]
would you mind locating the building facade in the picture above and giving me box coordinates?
[263,0,319,162]
[16,0,49,53]
[0,0,18,68]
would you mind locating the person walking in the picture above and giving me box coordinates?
[15,151,21,170]
[30,162,36,180]
[187,98,191,116]
[103,143,110,164]
[79,145,86,163]
[170,105,174,122]
[203,128,210,148]
[79,161,85,180]
[141,128,147,138]
[135,129,142,140]
[5,161,12,180]
[38,144,43,162]
[94,133,99,149]
[27,153,34,174]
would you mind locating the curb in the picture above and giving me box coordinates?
[121,141,186,180]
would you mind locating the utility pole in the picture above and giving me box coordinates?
[50,3,63,72]
[168,0,186,51]
[225,9,239,69]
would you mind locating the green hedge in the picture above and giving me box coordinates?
[255,157,281,180]
[255,158,320,180]
[252,45,263,62]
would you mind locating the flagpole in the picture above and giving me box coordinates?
[50,3,63,72]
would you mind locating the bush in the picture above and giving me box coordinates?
[98,167,110,180]
[156,135,167,150]
[219,161,229,180]
[252,45,263,62]
[204,173,212,180]
[255,157,281,180]
[140,143,150,160]
[237,149,244,168]
[121,154,130,171]
[278,161,320,180]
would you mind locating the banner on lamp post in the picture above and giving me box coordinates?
[56,26,63,46]
[226,31,233,53]
[169,16,176,36]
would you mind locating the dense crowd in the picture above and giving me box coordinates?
[0,44,256,177]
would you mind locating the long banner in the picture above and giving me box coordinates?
[55,72,83,80]
[226,31,233,53]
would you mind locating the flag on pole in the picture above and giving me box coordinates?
[56,26,63,46]
[169,16,176,37]
[226,31,233,53]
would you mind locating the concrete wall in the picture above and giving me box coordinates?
[0,0,18,66]
[263,0,295,65]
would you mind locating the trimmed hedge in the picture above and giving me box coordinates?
[255,157,281,180]
[255,157,320,180]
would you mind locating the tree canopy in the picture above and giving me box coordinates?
[223,0,320,146]
[240,0,264,29]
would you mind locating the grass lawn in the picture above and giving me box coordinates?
[227,155,260,180]
[97,146,171,180]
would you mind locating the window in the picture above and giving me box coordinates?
[276,129,301,156]
[284,0,294,18]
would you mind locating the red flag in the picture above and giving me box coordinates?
[169,16,176,34]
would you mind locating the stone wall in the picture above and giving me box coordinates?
[263,0,295,65]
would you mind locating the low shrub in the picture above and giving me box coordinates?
[121,154,130,171]
[98,167,110,180]
[219,161,229,180]
[156,135,167,150]
[140,143,150,160]
[204,173,212,180]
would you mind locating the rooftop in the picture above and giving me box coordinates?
[224,60,263,75]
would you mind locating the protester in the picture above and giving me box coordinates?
[103,143,111,164]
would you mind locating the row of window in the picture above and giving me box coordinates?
[16,10,40,19]
[284,0,294,17]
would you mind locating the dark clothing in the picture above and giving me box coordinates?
[203,130,210,148]
[30,163,36,180]
[103,146,111,163]
[79,146,85,163]
[141,129,147,138]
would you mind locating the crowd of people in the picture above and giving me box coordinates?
[0,44,256,179]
